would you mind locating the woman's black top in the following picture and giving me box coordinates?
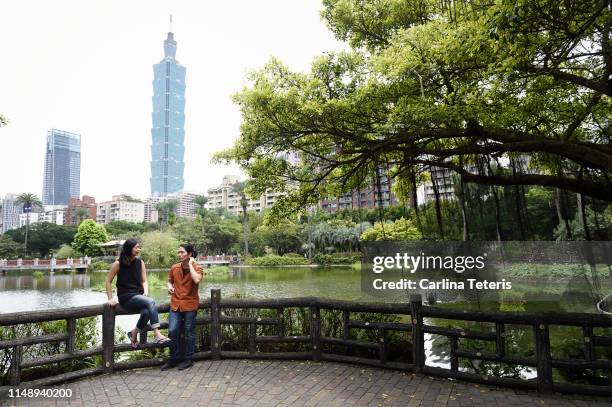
[116,257,144,305]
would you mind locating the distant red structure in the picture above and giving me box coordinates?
[65,195,97,225]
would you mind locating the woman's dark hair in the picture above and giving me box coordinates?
[180,243,198,259]
[119,238,139,265]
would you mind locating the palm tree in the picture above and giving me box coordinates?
[75,207,90,225]
[232,181,250,256]
[155,201,166,229]
[166,199,178,227]
[15,193,42,256]
[193,195,208,218]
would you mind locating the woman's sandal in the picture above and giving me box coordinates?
[127,331,139,348]
[156,337,171,344]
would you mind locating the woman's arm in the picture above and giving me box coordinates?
[141,260,149,296]
[106,261,120,305]
[188,257,203,284]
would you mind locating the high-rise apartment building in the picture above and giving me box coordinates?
[65,196,96,226]
[206,175,285,215]
[97,195,145,224]
[150,31,186,196]
[1,194,22,234]
[144,191,203,223]
[19,206,66,227]
[42,129,81,205]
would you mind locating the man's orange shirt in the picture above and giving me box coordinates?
[168,262,203,312]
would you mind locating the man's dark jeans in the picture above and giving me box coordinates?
[168,309,196,363]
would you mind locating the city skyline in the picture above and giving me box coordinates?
[0,1,346,202]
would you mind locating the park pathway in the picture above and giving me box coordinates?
[1,359,610,406]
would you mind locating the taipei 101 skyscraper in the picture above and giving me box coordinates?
[150,16,186,196]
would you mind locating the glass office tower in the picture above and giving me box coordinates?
[150,31,186,196]
[42,129,81,205]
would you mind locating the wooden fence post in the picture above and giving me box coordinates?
[66,318,76,354]
[534,321,552,393]
[211,289,221,360]
[102,303,115,373]
[342,311,350,340]
[410,294,424,372]
[9,345,22,385]
[310,306,321,361]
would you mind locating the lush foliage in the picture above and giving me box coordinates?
[7,223,77,258]
[89,260,111,272]
[244,254,310,266]
[140,231,180,268]
[215,0,611,224]
[0,317,98,384]
[71,220,109,256]
[54,243,76,259]
[104,221,157,239]
[0,235,21,258]
[360,217,421,241]
[313,252,362,265]
[251,221,303,256]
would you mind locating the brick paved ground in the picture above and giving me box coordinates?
[1,360,610,406]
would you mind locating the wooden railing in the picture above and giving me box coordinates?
[0,289,610,396]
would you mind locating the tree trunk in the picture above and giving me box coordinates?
[510,158,526,240]
[491,186,503,241]
[374,165,386,239]
[554,188,573,240]
[242,203,249,256]
[561,188,574,240]
[24,213,30,256]
[457,173,469,241]
[410,169,422,233]
[520,184,534,239]
[590,197,603,240]
[577,193,591,240]
[430,168,445,239]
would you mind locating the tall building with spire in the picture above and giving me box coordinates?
[150,25,186,196]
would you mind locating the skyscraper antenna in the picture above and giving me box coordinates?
[169,14,173,32]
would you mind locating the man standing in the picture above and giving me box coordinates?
[161,243,203,371]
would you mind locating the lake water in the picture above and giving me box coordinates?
[1,266,608,313]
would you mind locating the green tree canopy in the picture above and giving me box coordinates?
[360,217,421,241]
[215,0,611,220]
[6,223,76,258]
[71,220,109,256]
[252,220,304,256]
[140,231,180,268]
[104,221,154,238]
[0,235,21,258]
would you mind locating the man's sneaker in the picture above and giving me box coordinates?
[177,360,194,370]
[160,361,177,371]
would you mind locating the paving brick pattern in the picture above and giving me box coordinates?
[1,360,610,406]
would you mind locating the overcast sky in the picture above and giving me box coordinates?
[0,1,346,202]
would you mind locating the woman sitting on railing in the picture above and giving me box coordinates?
[105,238,170,347]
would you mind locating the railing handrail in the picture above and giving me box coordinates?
[1,290,611,396]
[1,297,610,327]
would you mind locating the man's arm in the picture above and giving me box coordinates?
[188,258,203,284]
[167,267,175,294]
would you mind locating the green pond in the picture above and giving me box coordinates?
[0,266,609,312]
